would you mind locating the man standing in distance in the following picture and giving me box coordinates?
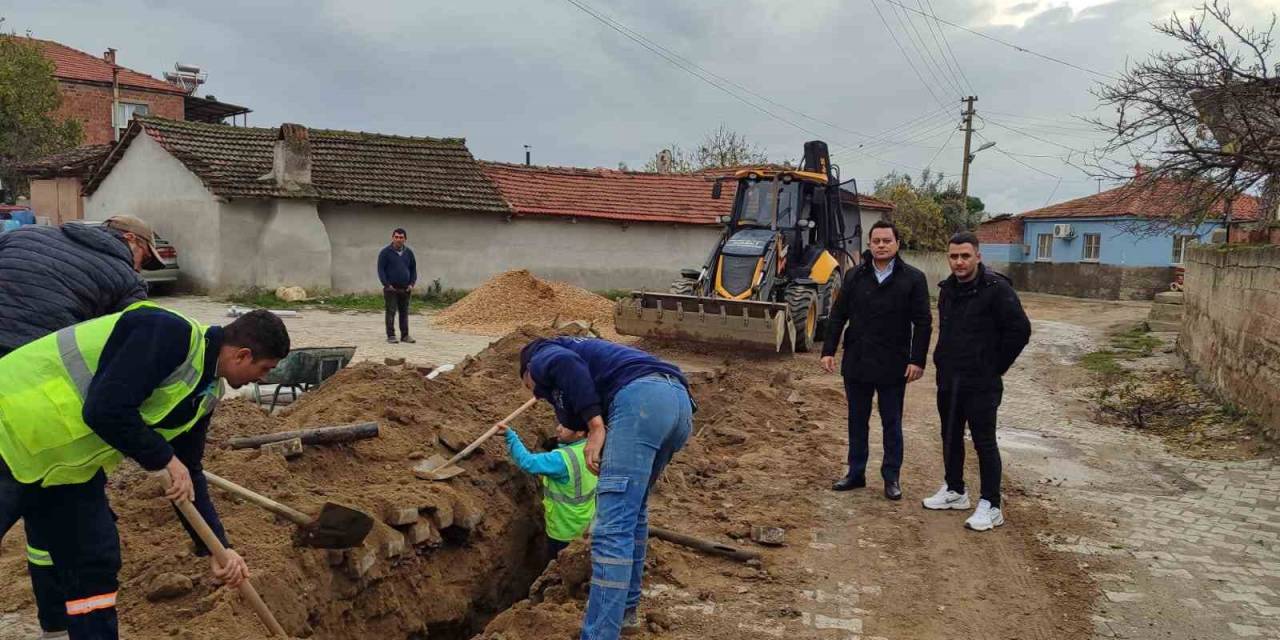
[923,232,1030,531]
[821,221,931,500]
[377,228,417,344]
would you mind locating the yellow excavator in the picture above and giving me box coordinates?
[615,141,860,352]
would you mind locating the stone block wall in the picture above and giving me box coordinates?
[1180,245,1280,440]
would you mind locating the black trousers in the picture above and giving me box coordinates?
[936,381,1004,508]
[844,379,906,482]
[383,288,411,338]
[1,461,121,639]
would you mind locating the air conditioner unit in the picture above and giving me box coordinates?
[1210,228,1228,244]
[1053,223,1076,239]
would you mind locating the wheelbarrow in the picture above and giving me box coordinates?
[252,346,357,412]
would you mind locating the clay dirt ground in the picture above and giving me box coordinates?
[5,293,1269,640]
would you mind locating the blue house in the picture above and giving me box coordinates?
[977,179,1261,299]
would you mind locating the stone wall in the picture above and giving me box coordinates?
[1180,245,1280,440]
[1001,262,1173,300]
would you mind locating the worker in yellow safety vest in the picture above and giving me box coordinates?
[0,302,289,639]
[501,422,598,558]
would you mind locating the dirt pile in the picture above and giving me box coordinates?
[435,270,617,337]
[0,327,586,640]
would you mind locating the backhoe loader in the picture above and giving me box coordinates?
[615,140,862,352]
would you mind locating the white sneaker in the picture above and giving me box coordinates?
[965,499,1005,531]
[922,484,971,510]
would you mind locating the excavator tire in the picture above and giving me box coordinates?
[814,271,841,342]
[785,286,819,353]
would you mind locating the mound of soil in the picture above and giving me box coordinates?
[435,270,616,338]
[0,327,583,640]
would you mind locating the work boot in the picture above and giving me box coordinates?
[621,608,641,636]
[401,335,417,344]
[387,336,399,344]
[965,499,1005,531]
[884,480,902,501]
[832,475,866,491]
[922,484,970,510]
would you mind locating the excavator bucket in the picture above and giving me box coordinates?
[615,292,794,352]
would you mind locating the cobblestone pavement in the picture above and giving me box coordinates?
[1000,318,1280,639]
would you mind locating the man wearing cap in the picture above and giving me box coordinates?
[0,214,164,638]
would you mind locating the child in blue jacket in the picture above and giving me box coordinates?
[501,422,598,559]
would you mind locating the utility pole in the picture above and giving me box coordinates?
[959,96,977,206]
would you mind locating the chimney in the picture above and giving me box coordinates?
[271,123,312,190]
[103,48,117,65]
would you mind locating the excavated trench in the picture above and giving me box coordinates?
[0,327,592,639]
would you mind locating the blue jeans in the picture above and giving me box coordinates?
[580,374,692,640]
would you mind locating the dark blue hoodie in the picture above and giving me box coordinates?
[524,337,690,431]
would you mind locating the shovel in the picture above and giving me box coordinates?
[414,397,539,481]
[204,471,374,549]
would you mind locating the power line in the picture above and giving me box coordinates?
[979,116,1092,155]
[561,0,957,167]
[881,0,1121,80]
[925,125,960,170]
[911,0,967,96]
[887,0,965,98]
[922,0,975,94]
[868,0,949,109]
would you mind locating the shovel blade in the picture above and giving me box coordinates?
[293,503,374,549]
[413,455,466,481]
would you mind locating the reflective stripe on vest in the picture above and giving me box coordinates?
[0,302,213,487]
[542,440,598,542]
[26,545,53,567]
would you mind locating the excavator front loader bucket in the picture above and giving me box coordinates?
[615,292,794,352]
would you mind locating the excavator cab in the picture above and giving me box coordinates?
[615,141,858,352]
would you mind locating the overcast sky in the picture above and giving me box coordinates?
[6,0,1277,212]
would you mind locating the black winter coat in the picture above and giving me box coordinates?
[933,263,1032,387]
[822,252,932,384]
[0,223,147,351]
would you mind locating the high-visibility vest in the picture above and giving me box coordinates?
[542,440,598,542]
[0,302,216,487]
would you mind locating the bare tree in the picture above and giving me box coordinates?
[643,125,769,173]
[1091,1,1280,229]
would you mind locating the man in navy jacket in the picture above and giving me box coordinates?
[518,337,693,640]
[376,228,417,344]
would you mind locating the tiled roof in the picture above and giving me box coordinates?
[83,118,510,212]
[20,37,186,94]
[10,144,112,178]
[1019,179,1261,222]
[481,162,893,226]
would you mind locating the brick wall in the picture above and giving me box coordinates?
[1228,223,1280,245]
[54,81,184,145]
[977,217,1023,244]
[1180,245,1280,441]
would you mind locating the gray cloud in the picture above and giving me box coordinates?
[5,0,1275,213]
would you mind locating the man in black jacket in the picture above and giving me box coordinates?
[821,221,932,500]
[923,232,1031,531]
[0,215,160,354]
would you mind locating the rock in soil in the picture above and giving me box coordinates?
[146,573,193,601]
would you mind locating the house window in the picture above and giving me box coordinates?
[1172,234,1197,264]
[1036,233,1053,261]
[1082,233,1101,262]
[115,102,149,130]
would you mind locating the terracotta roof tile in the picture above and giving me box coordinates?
[481,162,892,226]
[19,37,186,95]
[10,144,112,178]
[84,118,509,212]
[1019,179,1261,222]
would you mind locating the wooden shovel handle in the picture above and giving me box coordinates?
[160,474,287,637]
[204,471,311,526]
[439,397,538,469]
